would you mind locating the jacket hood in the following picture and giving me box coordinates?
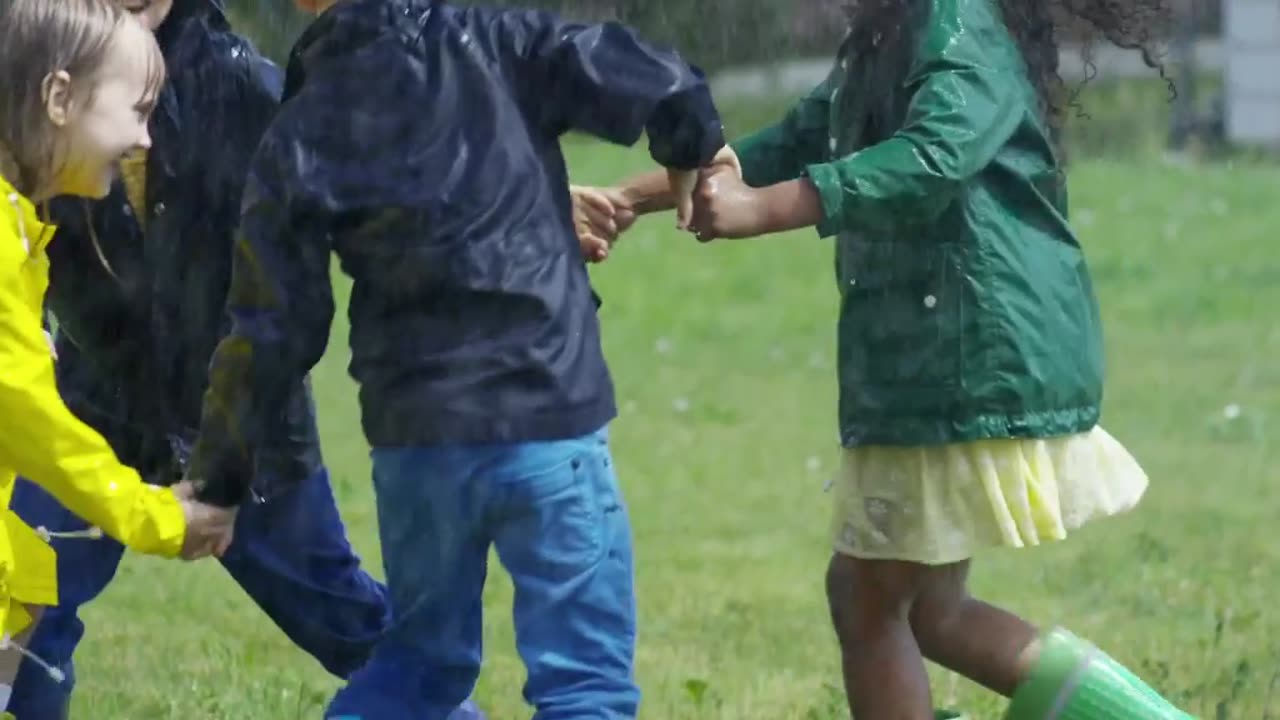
[168,0,227,24]
[157,0,229,50]
[285,0,441,96]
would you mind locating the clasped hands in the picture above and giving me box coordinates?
[175,149,765,558]
[573,145,772,261]
[170,479,237,561]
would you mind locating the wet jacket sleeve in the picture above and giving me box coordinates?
[0,237,185,557]
[189,127,334,507]
[732,73,835,188]
[492,9,725,170]
[803,0,1023,237]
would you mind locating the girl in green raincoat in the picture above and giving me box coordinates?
[577,0,1192,718]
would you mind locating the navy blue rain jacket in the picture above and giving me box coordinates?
[46,0,323,498]
[190,0,725,505]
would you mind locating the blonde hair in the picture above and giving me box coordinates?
[0,0,166,199]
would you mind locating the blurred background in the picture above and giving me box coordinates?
[227,0,1279,161]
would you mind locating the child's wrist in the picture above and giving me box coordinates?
[758,179,824,235]
[622,178,673,215]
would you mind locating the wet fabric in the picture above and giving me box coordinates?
[10,2,394,713]
[189,0,725,506]
[0,175,185,643]
[46,0,321,502]
[733,0,1105,447]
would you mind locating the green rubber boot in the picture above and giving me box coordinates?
[1003,628,1196,719]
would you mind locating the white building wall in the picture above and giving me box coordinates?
[1225,0,1280,145]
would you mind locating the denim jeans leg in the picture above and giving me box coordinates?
[216,465,390,679]
[491,428,639,719]
[326,446,488,720]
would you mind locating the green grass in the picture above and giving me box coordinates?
[65,144,1279,719]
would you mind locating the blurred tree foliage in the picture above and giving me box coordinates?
[225,0,1211,71]
[610,0,844,71]
[225,0,309,62]
[225,0,846,69]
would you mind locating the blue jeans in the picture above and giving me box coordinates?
[7,467,447,718]
[326,427,638,720]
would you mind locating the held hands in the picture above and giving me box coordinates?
[571,185,635,263]
[687,164,771,242]
[671,145,743,232]
[568,145,744,262]
[687,154,825,242]
[172,481,237,561]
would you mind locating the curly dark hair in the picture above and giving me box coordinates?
[843,0,1174,143]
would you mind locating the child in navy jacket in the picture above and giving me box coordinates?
[188,1,726,717]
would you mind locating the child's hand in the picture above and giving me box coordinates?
[671,145,741,231]
[710,145,743,179]
[688,165,771,241]
[669,168,699,231]
[173,481,237,560]
[571,185,635,263]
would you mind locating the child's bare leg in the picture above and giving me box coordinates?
[909,565,1192,719]
[826,554,934,720]
[908,561,1037,696]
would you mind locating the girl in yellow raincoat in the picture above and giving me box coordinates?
[0,0,237,710]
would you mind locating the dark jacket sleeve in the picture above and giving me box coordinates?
[186,40,293,505]
[189,117,334,507]
[486,8,726,170]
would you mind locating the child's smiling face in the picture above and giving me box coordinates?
[49,17,161,199]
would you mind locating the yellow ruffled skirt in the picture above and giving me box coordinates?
[829,426,1148,565]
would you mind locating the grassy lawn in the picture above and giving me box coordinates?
[63,141,1278,718]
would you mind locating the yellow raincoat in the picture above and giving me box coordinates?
[0,173,186,637]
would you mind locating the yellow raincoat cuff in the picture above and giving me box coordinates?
[112,483,186,558]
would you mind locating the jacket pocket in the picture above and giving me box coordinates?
[836,237,963,390]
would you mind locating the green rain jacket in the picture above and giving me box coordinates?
[733,0,1104,447]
